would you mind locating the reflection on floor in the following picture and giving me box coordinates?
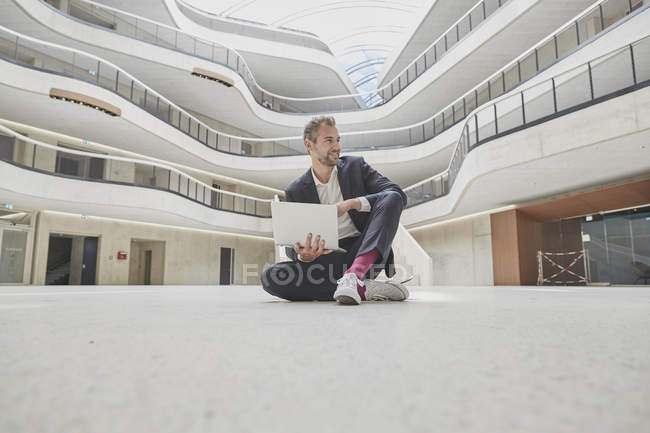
[1,285,649,433]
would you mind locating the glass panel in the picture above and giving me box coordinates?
[537,38,556,70]
[469,5,484,30]
[591,47,635,98]
[476,104,496,141]
[453,99,465,122]
[465,93,477,116]
[577,7,603,44]
[476,82,490,106]
[555,64,591,111]
[604,215,634,284]
[0,230,28,283]
[175,33,195,55]
[458,16,471,41]
[467,114,478,147]
[489,74,504,99]
[504,63,519,92]
[519,51,537,82]
[495,93,523,133]
[442,106,454,129]
[434,113,444,136]
[434,38,446,61]
[557,24,579,59]
[446,26,459,48]
[406,64,417,85]
[632,37,650,83]
[601,0,629,29]
[523,80,555,123]
[195,40,212,60]
[422,120,435,141]
[156,27,176,49]
[582,208,650,285]
[484,0,500,16]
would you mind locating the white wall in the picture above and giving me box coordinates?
[410,214,493,286]
[31,211,275,285]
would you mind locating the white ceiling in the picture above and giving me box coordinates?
[186,0,433,95]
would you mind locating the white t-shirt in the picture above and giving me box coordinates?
[311,166,371,239]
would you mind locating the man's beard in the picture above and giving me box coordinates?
[320,152,339,166]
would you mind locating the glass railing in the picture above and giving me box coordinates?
[403,36,650,208]
[0,24,307,156]
[369,0,650,155]
[2,0,645,157]
[38,0,507,112]
[174,0,332,53]
[174,0,510,111]
[0,125,273,217]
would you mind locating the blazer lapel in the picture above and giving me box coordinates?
[299,169,320,204]
[336,158,352,200]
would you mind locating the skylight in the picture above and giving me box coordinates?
[185,0,432,97]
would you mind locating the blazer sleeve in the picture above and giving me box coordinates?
[360,157,407,208]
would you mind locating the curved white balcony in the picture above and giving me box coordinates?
[0,1,646,189]
[3,0,598,130]
[0,124,274,235]
[402,36,650,227]
[172,0,333,54]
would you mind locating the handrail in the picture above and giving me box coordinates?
[403,35,650,209]
[0,24,307,155]
[174,0,332,53]
[0,124,273,217]
[173,0,509,109]
[3,0,643,156]
[39,0,507,112]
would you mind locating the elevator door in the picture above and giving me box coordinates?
[81,237,98,285]
[220,247,232,285]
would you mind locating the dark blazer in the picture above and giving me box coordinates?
[284,156,406,275]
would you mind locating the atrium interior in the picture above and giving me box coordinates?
[0,0,649,431]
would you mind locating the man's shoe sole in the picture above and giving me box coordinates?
[333,287,361,305]
[334,294,361,305]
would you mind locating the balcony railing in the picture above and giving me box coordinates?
[174,0,332,53]
[403,36,650,208]
[39,0,507,112]
[1,0,645,156]
[0,124,273,217]
[0,24,305,156]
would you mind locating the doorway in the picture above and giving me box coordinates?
[220,247,234,285]
[128,239,165,285]
[46,234,99,285]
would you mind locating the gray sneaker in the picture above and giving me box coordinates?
[363,278,410,301]
[334,273,362,305]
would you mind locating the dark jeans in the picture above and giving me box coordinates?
[262,191,403,301]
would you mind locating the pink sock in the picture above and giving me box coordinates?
[345,248,380,301]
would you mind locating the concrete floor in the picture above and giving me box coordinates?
[0,285,649,433]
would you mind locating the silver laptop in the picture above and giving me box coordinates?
[271,201,346,252]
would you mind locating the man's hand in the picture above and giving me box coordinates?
[294,233,333,262]
[336,198,362,217]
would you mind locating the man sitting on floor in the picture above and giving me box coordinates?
[261,116,410,305]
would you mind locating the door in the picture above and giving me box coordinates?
[211,183,222,209]
[46,235,72,285]
[220,247,232,285]
[0,229,28,283]
[81,237,98,285]
[0,134,14,161]
[88,157,104,180]
[144,250,152,285]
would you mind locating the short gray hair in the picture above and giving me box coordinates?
[303,116,336,144]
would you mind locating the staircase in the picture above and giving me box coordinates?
[387,224,433,286]
[46,262,70,285]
